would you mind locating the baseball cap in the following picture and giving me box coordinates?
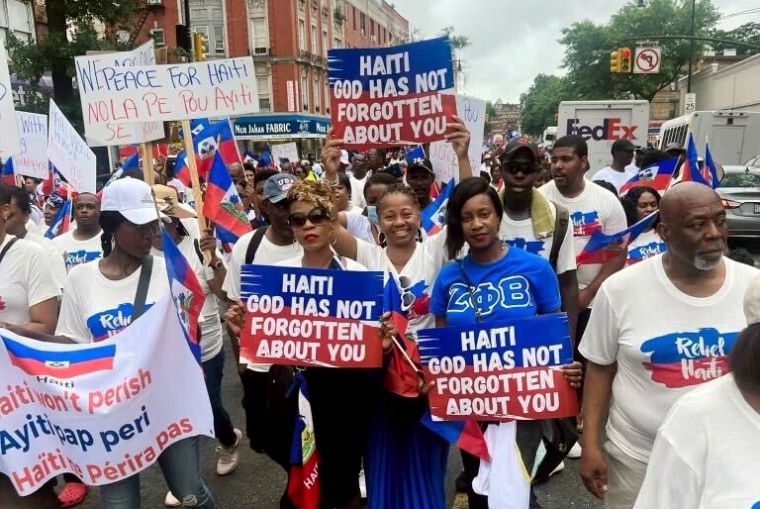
[501,136,540,163]
[263,173,297,203]
[744,274,760,325]
[102,177,167,225]
[611,139,639,153]
[407,157,434,175]
[152,184,196,219]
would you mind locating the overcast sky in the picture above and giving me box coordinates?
[391,0,760,103]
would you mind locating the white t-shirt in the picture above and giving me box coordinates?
[57,257,170,343]
[52,230,104,272]
[540,180,627,294]
[222,228,302,372]
[499,201,576,275]
[25,232,67,291]
[593,166,637,191]
[152,237,226,363]
[0,235,61,325]
[635,374,760,509]
[349,174,367,209]
[579,256,759,462]
[627,229,667,265]
[345,211,376,245]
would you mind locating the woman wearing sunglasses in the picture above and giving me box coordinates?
[430,177,582,509]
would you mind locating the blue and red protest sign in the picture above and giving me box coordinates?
[239,266,385,368]
[328,36,457,149]
[418,314,578,422]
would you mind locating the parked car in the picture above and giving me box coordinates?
[718,165,760,238]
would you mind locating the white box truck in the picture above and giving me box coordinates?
[557,100,650,178]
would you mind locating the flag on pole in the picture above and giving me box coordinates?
[243,150,257,164]
[677,133,709,187]
[405,146,426,166]
[194,119,241,175]
[41,165,62,197]
[704,140,720,190]
[420,410,489,461]
[287,371,321,509]
[161,228,205,363]
[576,212,658,265]
[173,150,192,187]
[619,158,679,195]
[421,179,455,235]
[204,153,253,239]
[44,200,72,239]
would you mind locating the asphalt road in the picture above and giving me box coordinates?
[73,339,603,509]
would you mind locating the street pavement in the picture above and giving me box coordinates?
[77,339,604,509]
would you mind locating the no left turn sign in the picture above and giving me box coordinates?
[634,47,661,74]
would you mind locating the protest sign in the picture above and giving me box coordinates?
[239,266,385,368]
[12,112,48,179]
[429,95,486,182]
[0,294,213,496]
[48,99,97,192]
[271,142,299,164]
[74,57,259,124]
[0,47,21,159]
[419,314,578,422]
[80,41,165,147]
[328,36,457,149]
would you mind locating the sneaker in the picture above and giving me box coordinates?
[358,467,367,499]
[549,460,565,476]
[567,442,582,459]
[217,428,243,476]
[164,491,181,507]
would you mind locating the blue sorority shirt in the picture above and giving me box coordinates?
[431,247,561,327]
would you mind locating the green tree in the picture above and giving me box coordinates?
[519,74,573,137]
[711,21,760,56]
[560,0,720,101]
[484,100,498,137]
[441,26,471,52]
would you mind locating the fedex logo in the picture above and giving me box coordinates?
[565,118,638,141]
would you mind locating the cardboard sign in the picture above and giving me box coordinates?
[328,36,456,149]
[12,112,48,179]
[0,295,213,496]
[271,142,300,164]
[48,100,97,192]
[429,95,486,182]
[419,314,578,422]
[239,266,385,368]
[0,47,21,160]
[80,41,165,147]
[74,57,259,124]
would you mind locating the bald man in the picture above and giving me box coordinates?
[228,162,245,186]
[578,182,760,509]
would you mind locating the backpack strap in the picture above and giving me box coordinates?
[548,203,569,273]
[132,256,154,321]
[193,238,204,265]
[0,237,19,268]
[245,226,268,265]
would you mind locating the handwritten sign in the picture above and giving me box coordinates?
[0,295,213,496]
[239,266,384,368]
[419,314,578,422]
[12,112,48,179]
[74,57,259,124]
[271,142,300,164]
[328,36,457,149]
[0,47,21,159]
[80,41,165,147]
[429,95,486,182]
[48,99,97,192]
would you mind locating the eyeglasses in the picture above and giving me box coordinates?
[503,162,538,175]
[287,208,330,228]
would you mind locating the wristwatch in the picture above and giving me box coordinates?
[210,259,224,271]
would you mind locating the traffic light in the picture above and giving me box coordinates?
[620,47,633,73]
[176,24,191,52]
[610,50,621,73]
[193,32,207,62]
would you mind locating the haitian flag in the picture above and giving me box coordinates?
[3,335,115,379]
[704,141,720,190]
[258,151,274,169]
[421,178,454,235]
[1,157,15,185]
[417,313,578,422]
[122,153,139,171]
[173,150,192,186]
[41,165,62,197]
[619,158,678,195]
[287,371,321,509]
[44,200,72,239]
[180,118,211,139]
[204,153,253,239]
[194,119,241,176]
[243,150,257,164]
[576,211,657,265]
[383,276,424,398]
[161,228,205,362]
[677,133,709,187]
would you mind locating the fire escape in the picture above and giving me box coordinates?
[129,0,165,46]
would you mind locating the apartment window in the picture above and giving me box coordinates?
[353,6,357,31]
[333,37,342,49]
[257,76,271,112]
[213,25,224,53]
[360,13,365,35]
[149,28,165,47]
[314,76,321,112]
[322,29,328,56]
[324,81,331,114]
[370,19,375,37]
[298,19,306,51]
[251,16,269,53]
[301,74,309,111]
[311,23,318,54]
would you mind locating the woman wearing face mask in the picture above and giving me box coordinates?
[621,186,666,265]
[431,178,582,509]
[53,178,215,508]
[321,123,472,509]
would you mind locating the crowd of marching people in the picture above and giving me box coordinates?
[2,114,760,509]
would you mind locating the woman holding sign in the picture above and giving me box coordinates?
[430,177,582,509]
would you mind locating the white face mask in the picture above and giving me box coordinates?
[366,205,379,226]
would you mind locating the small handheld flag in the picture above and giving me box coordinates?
[287,372,321,509]
[204,153,253,240]
[44,200,72,239]
[678,133,710,187]
[383,277,424,398]
[704,141,720,190]
[619,158,678,195]
[420,410,489,461]
[406,146,426,166]
[122,153,140,171]
[576,211,658,265]
[421,178,455,235]
[1,158,15,185]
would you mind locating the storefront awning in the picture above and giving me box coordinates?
[232,114,331,140]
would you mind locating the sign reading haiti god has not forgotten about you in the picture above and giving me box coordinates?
[328,36,457,149]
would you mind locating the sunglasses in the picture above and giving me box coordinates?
[503,162,538,175]
[398,275,418,311]
[287,208,330,228]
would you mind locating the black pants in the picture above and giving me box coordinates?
[575,308,592,404]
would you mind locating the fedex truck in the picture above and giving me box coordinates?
[557,100,650,178]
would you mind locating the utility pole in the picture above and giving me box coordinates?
[687,0,696,93]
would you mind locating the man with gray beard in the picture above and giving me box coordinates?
[578,182,760,509]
